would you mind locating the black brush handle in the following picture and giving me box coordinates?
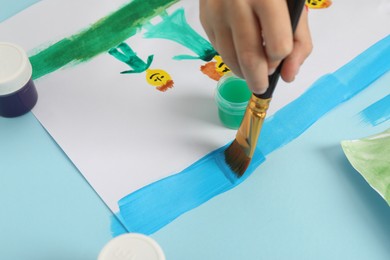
[255,0,307,99]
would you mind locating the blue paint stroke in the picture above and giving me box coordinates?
[114,35,390,235]
[360,94,390,126]
[118,146,265,235]
[0,0,41,22]
[110,214,128,237]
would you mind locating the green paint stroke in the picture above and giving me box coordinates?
[342,128,390,206]
[109,43,153,74]
[144,8,217,61]
[29,0,179,79]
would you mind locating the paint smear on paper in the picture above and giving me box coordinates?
[201,55,231,81]
[29,0,179,79]
[360,94,390,126]
[111,214,128,237]
[306,0,332,9]
[118,146,265,235]
[108,42,174,91]
[109,42,154,74]
[143,8,217,62]
[145,69,174,91]
[342,129,390,206]
[0,0,41,22]
[114,35,390,235]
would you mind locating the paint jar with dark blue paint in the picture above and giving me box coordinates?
[0,42,38,118]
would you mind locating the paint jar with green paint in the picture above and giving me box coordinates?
[215,73,252,129]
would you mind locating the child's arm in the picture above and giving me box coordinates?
[199,0,312,94]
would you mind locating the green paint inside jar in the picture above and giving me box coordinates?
[215,74,252,129]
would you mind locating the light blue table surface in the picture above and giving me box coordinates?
[1,2,390,258]
[0,0,41,22]
[1,69,390,260]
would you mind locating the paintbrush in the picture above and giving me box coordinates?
[224,0,307,177]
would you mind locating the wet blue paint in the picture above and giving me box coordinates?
[113,35,390,235]
[0,0,41,22]
[110,214,127,237]
[360,94,390,126]
[260,33,390,154]
[117,146,265,235]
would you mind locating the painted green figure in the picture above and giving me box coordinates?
[109,42,153,74]
[144,8,217,62]
[109,42,174,91]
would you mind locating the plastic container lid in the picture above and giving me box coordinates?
[0,42,32,96]
[98,233,166,260]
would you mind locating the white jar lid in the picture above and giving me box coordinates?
[98,233,166,260]
[0,42,32,96]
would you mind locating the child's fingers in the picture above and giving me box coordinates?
[199,0,216,50]
[281,8,313,82]
[200,0,243,78]
[254,0,293,75]
[230,1,269,94]
[213,25,243,78]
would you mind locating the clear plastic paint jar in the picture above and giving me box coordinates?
[215,73,252,129]
[0,42,38,117]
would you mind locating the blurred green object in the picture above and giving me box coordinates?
[342,128,390,206]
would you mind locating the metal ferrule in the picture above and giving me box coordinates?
[235,95,272,158]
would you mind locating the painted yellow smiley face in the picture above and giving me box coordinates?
[145,69,174,92]
[306,0,332,9]
[146,69,172,87]
[214,55,230,76]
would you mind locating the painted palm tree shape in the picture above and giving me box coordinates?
[144,8,217,62]
[143,8,231,81]
[109,43,174,92]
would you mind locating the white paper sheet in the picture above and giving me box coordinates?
[1,0,389,212]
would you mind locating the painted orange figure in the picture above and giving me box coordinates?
[201,55,231,81]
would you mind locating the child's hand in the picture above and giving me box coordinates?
[200,0,312,94]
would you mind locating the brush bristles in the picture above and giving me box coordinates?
[224,140,251,177]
